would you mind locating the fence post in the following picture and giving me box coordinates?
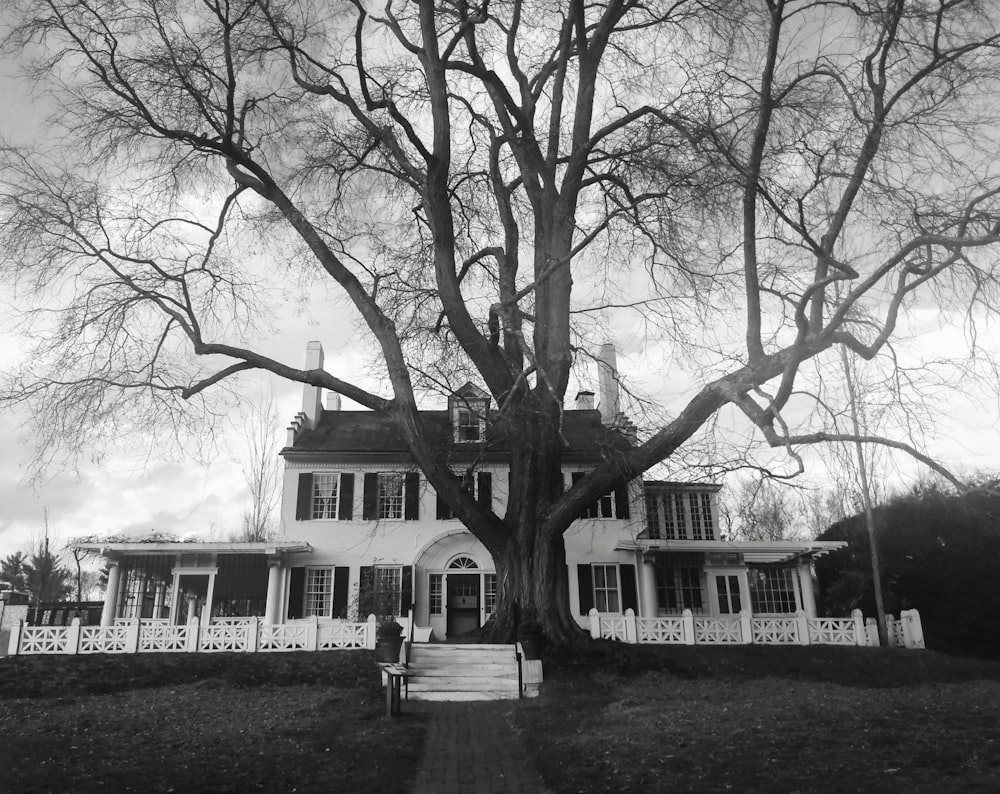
[885,614,898,647]
[185,616,199,653]
[65,617,82,655]
[900,609,925,649]
[624,608,638,644]
[739,611,753,644]
[306,616,319,651]
[365,614,377,650]
[246,617,259,653]
[588,608,601,639]
[797,612,810,646]
[125,617,140,653]
[682,609,696,645]
[865,617,879,647]
[851,609,866,646]
[8,619,22,656]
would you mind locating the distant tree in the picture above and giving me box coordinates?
[723,476,801,541]
[232,389,282,543]
[815,488,1000,659]
[23,535,74,608]
[0,551,28,591]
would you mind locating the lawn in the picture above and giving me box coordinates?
[2,645,999,793]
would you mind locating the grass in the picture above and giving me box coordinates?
[2,645,999,793]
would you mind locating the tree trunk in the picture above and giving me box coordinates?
[476,397,589,645]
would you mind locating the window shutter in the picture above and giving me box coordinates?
[478,471,493,510]
[577,564,594,615]
[332,567,350,618]
[287,567,305,619]
[436,489,452,520]
[620,564,638,613]
[614,484,630,519]
[404,472,420,520]
[358,566,374,618]
[400,565,414,617]
[362,473,378,520]
[295,474,313,521]
[338,474,354,520]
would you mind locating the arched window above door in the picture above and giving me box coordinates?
[448,556,479,569]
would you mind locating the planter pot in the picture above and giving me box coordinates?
[377,635,404,663]
[518,634,545,660]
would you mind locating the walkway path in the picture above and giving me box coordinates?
[409,701,551,794]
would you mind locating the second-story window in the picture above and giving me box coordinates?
[378,473,405,519]
[313,473,340,519]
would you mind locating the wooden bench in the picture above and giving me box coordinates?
[377,662,411,717]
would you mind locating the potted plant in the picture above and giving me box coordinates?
[377,616,404,663]
[517,619,546,660]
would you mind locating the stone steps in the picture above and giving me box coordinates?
[406,643,522,701]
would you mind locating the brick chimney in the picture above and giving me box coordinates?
[301,341,325,429]
[596,343,620,424]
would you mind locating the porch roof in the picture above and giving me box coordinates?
[69,541,313,557]
[618,538,847,564]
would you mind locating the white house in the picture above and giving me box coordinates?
[68,341,846,641]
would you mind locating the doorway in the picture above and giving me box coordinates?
[446,573,480,637]
[175,574,210,624]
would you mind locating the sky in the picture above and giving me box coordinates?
[1,6,999,566]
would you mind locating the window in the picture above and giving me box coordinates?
[749,567,797,614]
[655,565,704,613]
[429,574,443,615]
[378,473,404,519]
[374,565,403,616]
[456,407,483,442]
[484,574,497,615]
[305,568,333,617]
[313,473,340,519]
[449,556,478,569]
[593,564,621,613]
[716,575,742,614]
[689,492,714,539]
[572,472,630,520]
[645,490,714,540]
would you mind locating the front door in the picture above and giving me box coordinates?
[446,573,480,638]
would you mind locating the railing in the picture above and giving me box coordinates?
[589,608,926,649]
[8,614,382,656]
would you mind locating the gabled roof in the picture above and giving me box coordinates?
[282,408,634,464]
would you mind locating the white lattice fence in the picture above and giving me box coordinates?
[139,623,190,652]
[79,625,130,654]
[200,622,254,652]
[637,617,686,644]
[259,623,311,651]
[599,615,629,642]
[317,621,369,649]
[694,617,743,644]
[751,617,799,645]
[18,626,72,654]
[808,617,860,646]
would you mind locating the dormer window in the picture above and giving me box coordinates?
[456,407,483,442]
[449,382,489,444]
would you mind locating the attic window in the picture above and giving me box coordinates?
[454,405,485,442]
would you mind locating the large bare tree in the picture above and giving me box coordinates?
[4,0,1000,641]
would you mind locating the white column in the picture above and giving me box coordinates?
[264,559,282,625]
[638,556,659,618]
[101,561,122,627]
[797,560,817,618]
[186,593,198,623]
[153,582,167,619]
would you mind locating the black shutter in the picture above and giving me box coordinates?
[295,473,313,520]
[362,473,378,520]
[478,471,493,510]
[400,565,414,617]
[436,489,451,520]
[614,483,630,520]
[358,566,374,618]
[577,564,594,615]
[288,567,305,619]
[620,564,638,614]
[404,472,420,520]
[332,566,350,618]
[339,473,354,520]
